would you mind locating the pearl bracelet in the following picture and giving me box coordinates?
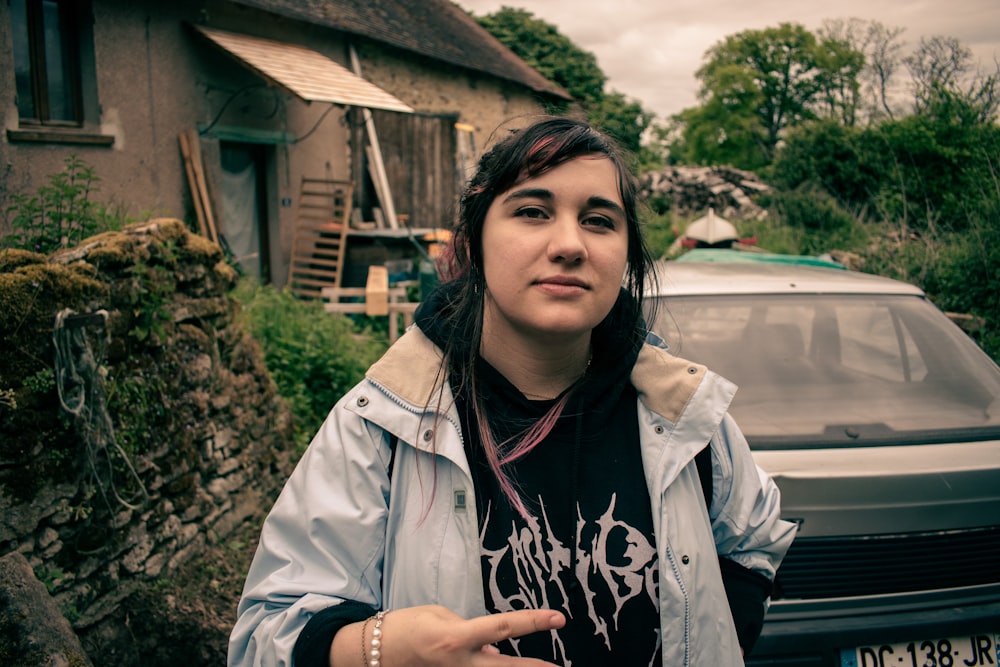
[363,610,387,667]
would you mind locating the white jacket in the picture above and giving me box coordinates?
[228,328,796,667]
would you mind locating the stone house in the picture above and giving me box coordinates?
[0,0,570,286]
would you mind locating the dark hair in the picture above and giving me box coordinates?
[434,116,657,517]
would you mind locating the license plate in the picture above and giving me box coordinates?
[840,633,1000,667]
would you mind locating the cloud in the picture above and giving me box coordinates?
[457,0,1000,119]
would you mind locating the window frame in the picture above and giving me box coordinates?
[13,0,84,127]
[7,0,112,145]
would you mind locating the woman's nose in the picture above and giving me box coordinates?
[547,217,586,263]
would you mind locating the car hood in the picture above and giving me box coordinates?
[753,439,1000,538]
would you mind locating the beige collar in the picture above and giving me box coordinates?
[367,328,713,424]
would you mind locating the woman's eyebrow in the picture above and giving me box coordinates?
[502,187,553,204]
[588,195,625,216]
[502,190,624,216]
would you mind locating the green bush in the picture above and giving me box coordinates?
[856,212,1000,363]
[921,225,1000,362]
[751,187,872,257]
[640,209,680,259]
[233,281,388,452]
[769,120,875,210]
[735,214,809,256]
[770,114,1000,235]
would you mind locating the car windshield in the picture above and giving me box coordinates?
[650,293,1000,449]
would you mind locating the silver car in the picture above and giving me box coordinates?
[648,256,1000,667]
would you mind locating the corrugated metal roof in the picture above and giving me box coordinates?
[229,0,571,100]
[193,25,414,113]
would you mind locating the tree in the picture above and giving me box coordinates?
[906,35,1000,123]
[675,23,869,169]
[772,98,1000,233]
[771,119,873,210]
[813,35,865,126]
[695,23,829,164]
[474,7,653,154]
[587,91,655,155]
[819,19,907,122]
[669,92,770,170]
[864,22,907,121]
[476,7,605,103]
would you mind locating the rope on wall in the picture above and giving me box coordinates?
[53,308,149,512]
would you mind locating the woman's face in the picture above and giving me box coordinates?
[480,155,629,346]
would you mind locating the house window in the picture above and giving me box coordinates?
[10,0,84,126]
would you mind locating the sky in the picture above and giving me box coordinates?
[456,0,1000,121]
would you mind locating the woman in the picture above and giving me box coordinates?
[228,116,796,667]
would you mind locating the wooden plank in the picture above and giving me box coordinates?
[350,45,399,229]
[292,243,344,253]
[368,108,460,231]
[185,129,220,245]
[288,257,344,270]
[323,296,419,343]
[294,246,344,257]
[364,265,389,316]
[456,121,477,186]
[320,280,420,343]
[291,232,344,243]
[321,287,368,299]
[290,269,342,280]
[290,243,343,255]
[292,275,343,286]
[292,222,349,233]
[291,253,344,263]
[322,286,407,301]
[366,146,392,229]
[178,131,209,238]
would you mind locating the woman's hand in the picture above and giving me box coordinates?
[330,604,566,666]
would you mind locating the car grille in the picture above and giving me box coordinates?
[773,525,1000,600]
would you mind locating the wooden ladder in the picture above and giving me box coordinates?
[287,178,354,299]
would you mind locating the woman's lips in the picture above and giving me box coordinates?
[534,276,588,296]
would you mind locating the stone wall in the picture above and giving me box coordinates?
[0,219,294,665]
[351,39,555,152]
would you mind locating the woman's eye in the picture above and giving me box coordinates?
[514,206,547,219]
[583,215,616,229]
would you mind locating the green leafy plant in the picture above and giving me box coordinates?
[105,371,168,458]
[125,254,176,344]
[233,280,388,452]
[4,155,128,254]
[22,368,55,395]
[34,565,67,593]
[640,212,680,260]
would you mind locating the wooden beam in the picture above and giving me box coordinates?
[364,265,389,316]
[178,130,209,239]
[185,129,220,245]
[178,129,220,245]
[349,45,399,229]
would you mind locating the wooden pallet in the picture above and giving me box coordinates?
[287,178,354,299]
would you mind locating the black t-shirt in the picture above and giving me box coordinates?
[458,361,662,667]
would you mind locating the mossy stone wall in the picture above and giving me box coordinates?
[0,219,293,662]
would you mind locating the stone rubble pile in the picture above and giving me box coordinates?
[640,165,771,220]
